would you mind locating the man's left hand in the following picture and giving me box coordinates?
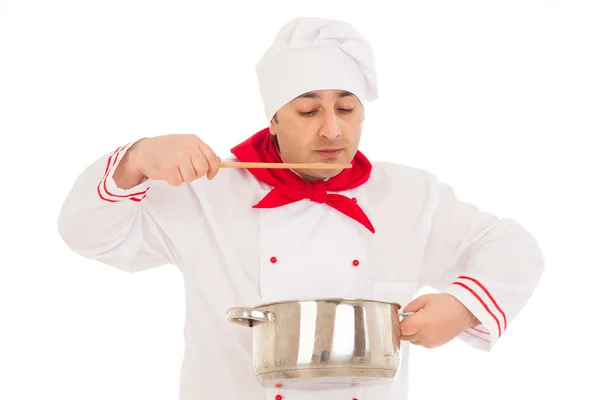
[399,293,480,349]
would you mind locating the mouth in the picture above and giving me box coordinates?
[314,148,343,159]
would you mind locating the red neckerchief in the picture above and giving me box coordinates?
[230,127,375,233]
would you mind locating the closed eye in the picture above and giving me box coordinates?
[299,108,354,117]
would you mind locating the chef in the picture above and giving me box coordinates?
[57,16,545,400]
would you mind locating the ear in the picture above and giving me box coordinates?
[269,119,277,135]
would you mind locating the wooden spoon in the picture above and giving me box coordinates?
[219,161,352,169]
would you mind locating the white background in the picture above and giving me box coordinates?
[1,1,598,399]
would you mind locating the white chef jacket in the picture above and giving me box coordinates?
[57,142,544,400]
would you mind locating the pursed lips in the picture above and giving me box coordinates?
[314,148,343,158]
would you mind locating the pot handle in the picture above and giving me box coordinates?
[226,307,274,327]
[398,311,415,320]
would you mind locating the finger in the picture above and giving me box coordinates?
[400,332,429,345]
[166,168,183,186]
[190,152,209,178]
[399,314,423,337]
[179,160,196,183]
[197,141,220,180]
[403,295,431,313]
[409,340,433,349]
[400,333,423,342]
[410,340,438,349]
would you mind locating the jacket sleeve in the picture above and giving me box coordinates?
[57,142,174,273]
[417,174,545,351]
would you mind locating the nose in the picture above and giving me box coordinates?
[320,110,341,140]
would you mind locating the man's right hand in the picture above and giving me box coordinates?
[113,134,221,189]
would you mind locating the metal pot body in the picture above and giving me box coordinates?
[227,298,411,389]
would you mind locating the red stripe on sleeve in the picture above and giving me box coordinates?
[458,275,507,331]
[471,327,490,335]
[451,281,503,337]
[97,144,149,202]
[464,329,491,344]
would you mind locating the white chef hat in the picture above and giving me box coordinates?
[256,17,378,121]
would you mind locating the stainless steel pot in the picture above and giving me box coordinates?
[226,298,413,389]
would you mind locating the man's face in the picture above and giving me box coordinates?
[269,89,365,181]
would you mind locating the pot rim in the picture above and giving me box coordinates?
[251,297,402,309]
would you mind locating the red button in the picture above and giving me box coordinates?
[352,259,359,267]
[351,197,357,203]
[353,398,358,400]
[270,256,277,263]
[275,395,283,400]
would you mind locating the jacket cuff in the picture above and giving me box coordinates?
[445,275,507,351]
[96,142,151,203]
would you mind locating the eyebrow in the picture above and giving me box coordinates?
[294,90,354,100]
